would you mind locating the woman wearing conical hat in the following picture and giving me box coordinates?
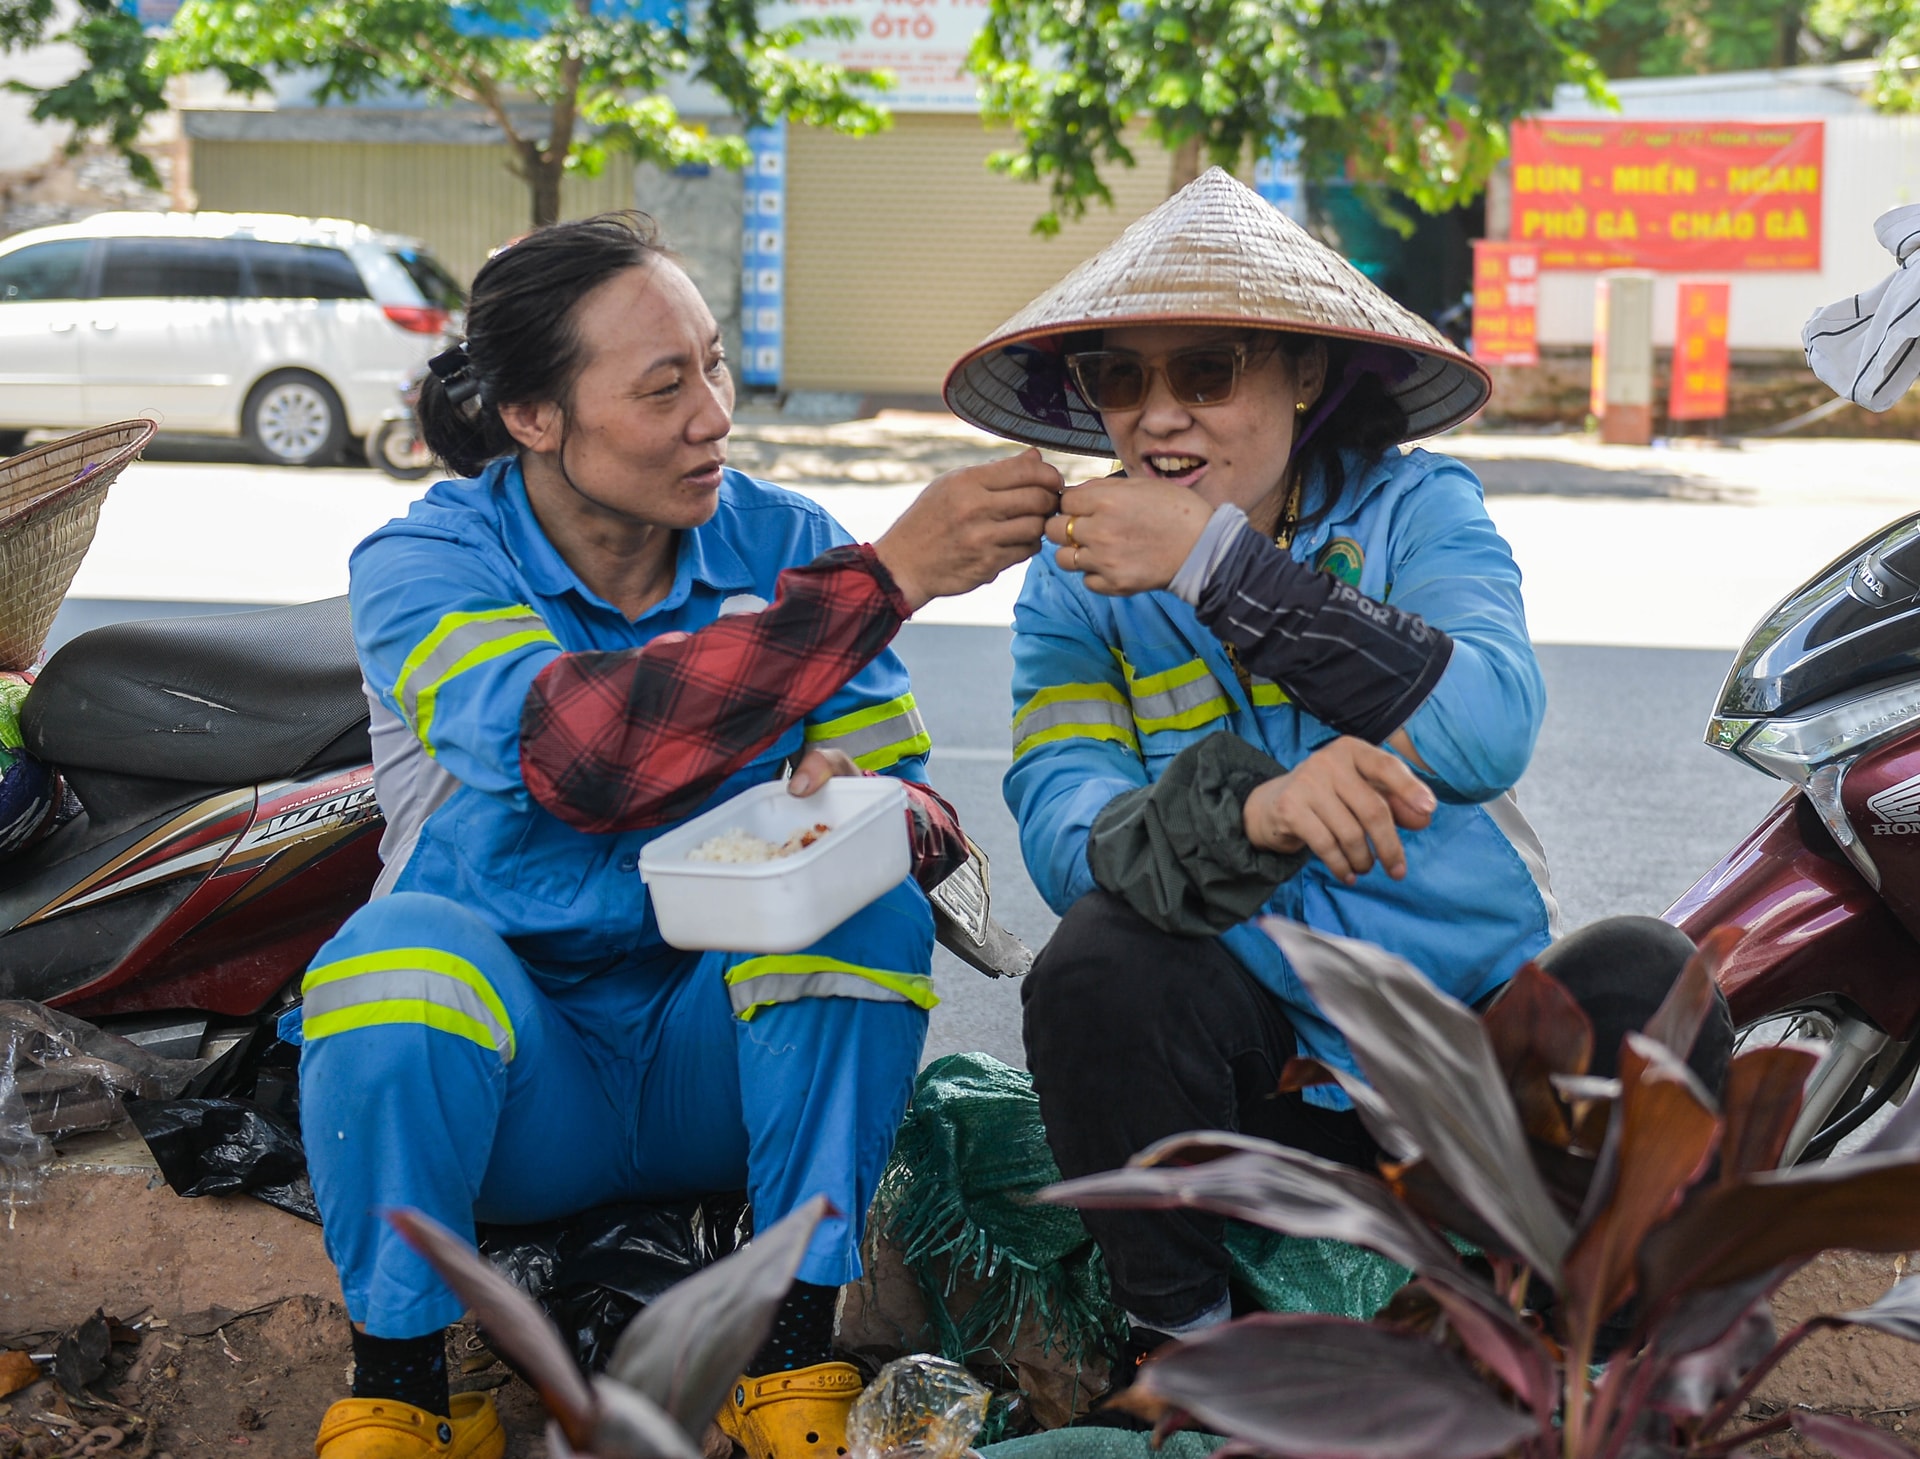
[947,169,1729,1367]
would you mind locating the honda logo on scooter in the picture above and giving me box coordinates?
[1868,772,1920,833]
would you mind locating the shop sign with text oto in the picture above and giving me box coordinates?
[771,0,989,112]
[1510,120,1823,272]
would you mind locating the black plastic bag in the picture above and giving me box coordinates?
[131,1087,753,1375]
[126,1096,319,1223]
[478,1195,750,1373]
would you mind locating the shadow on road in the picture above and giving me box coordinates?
[1466,456,1739,501]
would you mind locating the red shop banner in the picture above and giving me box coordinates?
[1470,241,1541,365]
[1670,280,1732,420]
[1511,119,1823,272]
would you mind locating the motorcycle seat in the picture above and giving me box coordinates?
[22,597,372,784]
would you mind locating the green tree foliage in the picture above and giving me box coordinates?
[0,1,169,187]
[1584,0,1892,78]
[0,0,890,226]
[1811,0,1920,108]
[968,0,1613,236]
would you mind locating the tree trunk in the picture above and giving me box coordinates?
[1169,135,1204,195]
[1775,3,1804,68]
[527,159,563,229]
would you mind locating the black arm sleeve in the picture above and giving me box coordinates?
[1087,732,1310,938]
[1196,524,1454,743]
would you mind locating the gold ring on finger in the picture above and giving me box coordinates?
[1070,544,1083,573]
[1064,514,1078,547]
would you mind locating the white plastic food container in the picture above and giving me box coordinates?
[639,776,910,953]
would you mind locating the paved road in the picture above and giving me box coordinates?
[41,604,1785,1072]
[891,626,1784,1068]
[44,421,1890,1065]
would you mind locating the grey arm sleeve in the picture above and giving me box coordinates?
[1086,731,1310,938]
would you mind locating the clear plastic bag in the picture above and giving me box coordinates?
[0,1000,206,1210]
[848,1355,991,1459]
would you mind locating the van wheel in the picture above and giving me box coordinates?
[244,371,347,467]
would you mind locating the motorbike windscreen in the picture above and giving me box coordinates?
[1716,511,1920,718]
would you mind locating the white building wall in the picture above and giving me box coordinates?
[1532,65,1920,351]
[0,9,83,173]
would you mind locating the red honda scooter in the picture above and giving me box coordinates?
[0,597,381,1059]
[1667,509,1920,1163]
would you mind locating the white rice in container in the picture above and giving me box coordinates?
[687,824,830,863]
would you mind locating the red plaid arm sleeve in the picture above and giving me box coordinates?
[520,543,912,833]
[903,780,968,889]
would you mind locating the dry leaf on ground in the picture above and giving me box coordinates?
[0,1347,41,1397]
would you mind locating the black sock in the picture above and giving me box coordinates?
[351,1327,450,1418]
[745,1281,837,1376]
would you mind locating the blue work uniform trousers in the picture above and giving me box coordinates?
[298,883,933,1338]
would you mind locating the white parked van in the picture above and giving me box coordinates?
[0,211,464,466]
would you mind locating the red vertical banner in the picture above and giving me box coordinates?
[1590,279,1611,419]
[1470,241,1541,365]
[1669,280,1731,420]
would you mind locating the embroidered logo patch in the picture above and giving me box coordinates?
[1316,537,1365,586]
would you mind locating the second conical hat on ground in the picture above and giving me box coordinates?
[943,167,1491,457]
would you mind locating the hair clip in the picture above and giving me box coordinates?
[429,343,486,410]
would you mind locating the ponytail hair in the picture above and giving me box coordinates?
[417,212,672,477]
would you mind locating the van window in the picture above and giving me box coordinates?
[99,238,245,298]
[0,241,90,302]
[242,241,369,300]
[394,247,464,311]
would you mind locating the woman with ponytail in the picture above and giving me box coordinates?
[301,212,1059,1459]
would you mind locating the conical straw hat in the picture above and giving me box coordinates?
[944,167,1491,456]
[0,420,156,671]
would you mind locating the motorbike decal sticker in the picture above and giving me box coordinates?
[1869,772,1920,833]
[205,770,382,913]
[18,787,254,925]
[231,780,379,860]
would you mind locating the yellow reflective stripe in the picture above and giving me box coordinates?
[1113,651,1234,735]
[302,947,516,1059]
[1250,678,1290,707]
[302,1000,502,1053]
[1010,681,1138,759]
[724,955,940,1021]
[1115,653,1216,699]
[804,693,932,771]
[414,629,558,751]
[393,606,559,753]
[1013,721,1139,759]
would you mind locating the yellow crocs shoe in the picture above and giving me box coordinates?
[314,1392,505,1459]
[715,1361,866,1459]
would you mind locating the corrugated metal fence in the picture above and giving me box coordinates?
[191,139,636,284]
[784,115,1175,395]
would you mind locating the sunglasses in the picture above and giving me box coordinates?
[1065,342,1264,412]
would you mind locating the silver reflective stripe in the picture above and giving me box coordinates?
[301,966,514,1058]
[812,703,928,763]
[1008,696,1135,753]
[726,971,919,1017]
[366,692,459,900]
[396,608,551,730]
[1130,671,1231,725]
[1482,790,1564,938]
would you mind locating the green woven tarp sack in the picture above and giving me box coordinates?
[872,1052,1413,1370]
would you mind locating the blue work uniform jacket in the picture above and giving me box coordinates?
[1004,447,1562,1103]
[349,460,932,985]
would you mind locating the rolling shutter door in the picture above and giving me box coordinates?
[784,115,1175,395]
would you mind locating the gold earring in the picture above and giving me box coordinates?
[1295,401,1308,415]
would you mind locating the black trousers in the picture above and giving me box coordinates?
[1021,889,1731,1330]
